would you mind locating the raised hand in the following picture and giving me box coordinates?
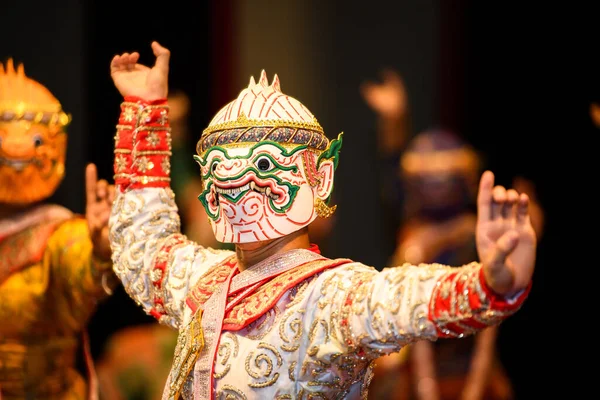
[476,171,537,296]
[360,69,408,121]
[86,164,115,260]
[512,176,544,240]
[110,41,170,100]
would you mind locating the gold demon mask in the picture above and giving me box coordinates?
[0,59,70,205]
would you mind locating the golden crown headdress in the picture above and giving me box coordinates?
[197,70,328,155]
[0,59,70,127]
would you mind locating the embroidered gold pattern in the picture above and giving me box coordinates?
[186,256,237,312]
[245,342,282,388]
[223,259,349,328]
[216,385,248,399]
[245,307,279,340]
[146,131,161,147]
[122,106,135,122]
[134,156,154,173]
[161,157,171,175]
[169,314,204,399]
[114,154,127,173]
[214,332,239,379]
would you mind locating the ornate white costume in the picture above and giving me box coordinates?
[109,72,529,399]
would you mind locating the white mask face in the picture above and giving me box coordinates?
[196,140,338,243]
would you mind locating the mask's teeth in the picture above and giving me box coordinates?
[211,186,219,206]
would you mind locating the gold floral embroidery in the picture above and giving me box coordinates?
[134,156,153,173]
[114,154,128,173]
[146,131,161,147]
[122,106,135,122]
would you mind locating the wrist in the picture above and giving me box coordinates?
[479,267,531,310]
[123,95,167,105]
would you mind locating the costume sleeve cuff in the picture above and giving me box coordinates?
[428,262,531,338]
[477,267,531,312]
[114,97,171,191]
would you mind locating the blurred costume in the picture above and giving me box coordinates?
[110,71,529,399]
[371,130,513,400]
[0,60,115,399]
[96,324,176,400]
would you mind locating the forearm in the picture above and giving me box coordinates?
[412,341,440,400]
[461,327,498,399]
[110,97,192,327]
[377,113,409,156]
[342,262,529,358]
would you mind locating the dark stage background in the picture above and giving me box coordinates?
[2,0,593,397]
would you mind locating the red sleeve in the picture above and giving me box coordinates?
[113,96,170,192]
[428,263,531,338]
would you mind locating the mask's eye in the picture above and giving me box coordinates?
[33,134,43,147]
[255,155,273,172]
[211,160,219,173]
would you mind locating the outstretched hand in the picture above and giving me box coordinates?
[110,41,170,100]
[476,171,537,296]
[360,69,408,121]
[86,164,115,260]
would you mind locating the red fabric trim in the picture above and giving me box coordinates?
[115,97,169,192]
[428,265,531,338]
[134,129,170,151]
[222,258,352,331]
[184,258,238,314]
[129,181,171,190]
[477,267,532,312]
[149,235,186,320]
[123,96,167,105]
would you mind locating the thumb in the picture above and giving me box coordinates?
[151,41,170,72]
[486,231,519,271]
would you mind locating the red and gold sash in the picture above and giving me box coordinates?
[222,257,351,331]
[165,247,351,399]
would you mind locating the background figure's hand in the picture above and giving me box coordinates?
[360,68,408,121]
[110,41,170,100]
[512,176,545,240]
[86,164,115,260]
[476,171,537,296]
